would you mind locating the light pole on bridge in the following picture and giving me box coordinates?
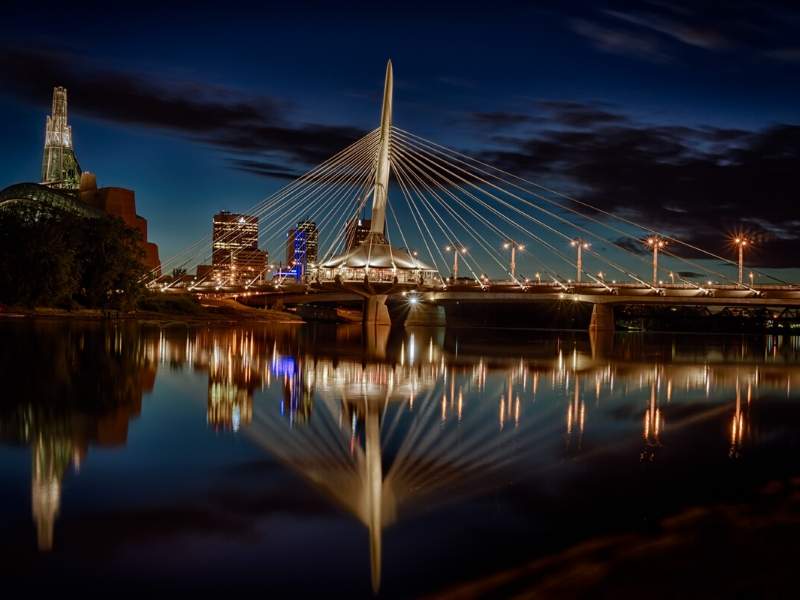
[502,241,525,281]
[646,236,666,287]
[734,237,750,286]
[445,245,467,280]
[570,239,589,283]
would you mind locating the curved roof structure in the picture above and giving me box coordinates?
[321,241,434,271]
[0,182,101,217]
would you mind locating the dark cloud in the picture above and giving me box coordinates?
[604,9,731,51]
[0,48,365,177]
[537,100,629,128]
[477,102,800,268]
[228,159,301,180]
[566,1,800,63]
[570,18,670,63]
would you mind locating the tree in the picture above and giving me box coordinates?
[0,203,145,309]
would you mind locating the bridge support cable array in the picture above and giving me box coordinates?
[389,138,662,288]
[392,127,784,287]
[391,131,699,288]
[392,143,587,287]
[392,130,654,288]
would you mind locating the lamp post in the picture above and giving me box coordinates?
[734,237,749,285]
[503,241,525,281]
[445,245,466,280]
[646,236,666,287]
[570,239,589,283]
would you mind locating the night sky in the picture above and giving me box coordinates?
[1,0,798,275]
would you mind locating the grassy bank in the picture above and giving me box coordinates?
[0,293,304,326]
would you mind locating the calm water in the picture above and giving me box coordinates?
[1,320,799,598]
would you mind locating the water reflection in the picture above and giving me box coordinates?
[1,321,799,592]
[0,321,154,550]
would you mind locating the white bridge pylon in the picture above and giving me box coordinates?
[150,60,790,293]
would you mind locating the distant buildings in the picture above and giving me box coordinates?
[285,219,319,278]
[199,210,268,285]
[345,217,372,251]
[207,382,253,432]
[0,86,161,272]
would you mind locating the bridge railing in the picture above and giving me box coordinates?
[311,266,440,285]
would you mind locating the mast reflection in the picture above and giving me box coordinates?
[2,320,800,589]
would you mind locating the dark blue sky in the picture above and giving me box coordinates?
[1,0,798,272]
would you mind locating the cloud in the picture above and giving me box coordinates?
[477,102,800,268]
[537,100,629,128]
[227,159,301,180]
[565,2,800,63]
[570,18,671,63]
[604,9,730,50]
[0,48,366,178]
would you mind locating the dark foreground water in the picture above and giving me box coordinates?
[1,320,799,598]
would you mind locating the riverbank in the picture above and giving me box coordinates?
[0,297,304,326]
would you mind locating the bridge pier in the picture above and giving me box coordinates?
[589,303,615,332]
[364,294,391,326]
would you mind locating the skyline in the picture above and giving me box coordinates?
[1,1,798,273]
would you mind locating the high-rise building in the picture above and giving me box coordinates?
[285,219,319,277]
[211,211,267,284]
[40,87,81,190]
[344,217,373,251]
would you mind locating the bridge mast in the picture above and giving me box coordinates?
[367,60,393,242]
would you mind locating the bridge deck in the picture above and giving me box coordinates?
[195,282,800,308]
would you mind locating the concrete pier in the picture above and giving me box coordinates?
[589,303,615,332]
[364,294,391,325]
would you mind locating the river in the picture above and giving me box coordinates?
[1,320,799,597]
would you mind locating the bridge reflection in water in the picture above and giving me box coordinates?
[147,324,799,591]
[3,321,800,591]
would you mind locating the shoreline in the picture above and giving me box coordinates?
[0,305,305,326]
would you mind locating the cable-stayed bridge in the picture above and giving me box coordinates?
[148,61,800,328]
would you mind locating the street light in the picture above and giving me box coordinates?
[502,241,525,281]
[734,237,750,286]
[646,236,666,287]
[445,245,467,279]
[570,239,590,283]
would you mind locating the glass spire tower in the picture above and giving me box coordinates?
[40,86,81,190]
